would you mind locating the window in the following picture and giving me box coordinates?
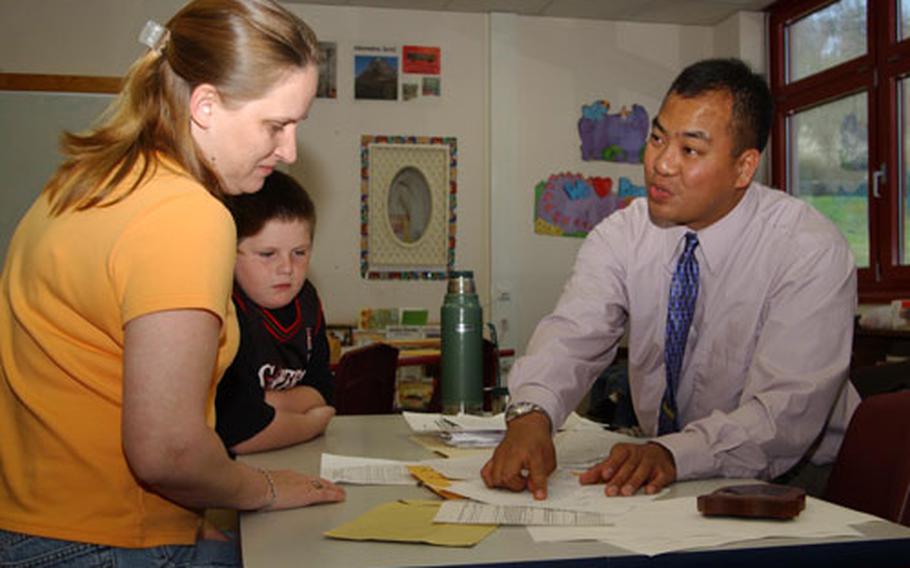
[770,0,910,301]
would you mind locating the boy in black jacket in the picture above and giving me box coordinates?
[216,171,335,454]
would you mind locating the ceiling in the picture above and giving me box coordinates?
[287,0,776,26]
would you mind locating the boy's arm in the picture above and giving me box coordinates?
[231,405,335,455]
[265,385,326,413]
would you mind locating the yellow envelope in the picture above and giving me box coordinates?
[324,499,497,547]
[406,465,465,500]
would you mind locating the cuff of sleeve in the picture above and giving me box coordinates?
[653,430,715,481]
[507,384,564,434]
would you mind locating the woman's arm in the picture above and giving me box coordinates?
[121,309,343,509]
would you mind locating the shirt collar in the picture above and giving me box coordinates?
[658,182,758,275]
[697,182,757,274]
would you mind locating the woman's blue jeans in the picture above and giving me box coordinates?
[0,529,240,567]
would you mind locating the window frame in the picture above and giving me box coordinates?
[769,0,910,302]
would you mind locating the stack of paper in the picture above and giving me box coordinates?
[402,411,507,448]
[401,411,616,449]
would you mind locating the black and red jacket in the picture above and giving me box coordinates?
[215,280,334,448]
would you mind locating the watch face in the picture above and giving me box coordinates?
[506,402,537,422]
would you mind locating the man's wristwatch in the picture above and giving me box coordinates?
[504,401,550,424]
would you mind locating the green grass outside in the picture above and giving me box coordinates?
[800,194,870,268]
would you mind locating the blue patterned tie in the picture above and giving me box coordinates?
[658,232,699,435]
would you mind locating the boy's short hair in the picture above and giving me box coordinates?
[225,171,316,240]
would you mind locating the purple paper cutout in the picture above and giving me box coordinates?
[578,101,649,163]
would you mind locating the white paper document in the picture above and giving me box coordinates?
[439,430,504,448]
[320,453,417,485]
[527,495,878,556]
[402,411,506,433]
[402,411,608,434]
[554,428,645,470]
[434,500,615,526]
[419,428,644,479]
[446,470,663,516]
[421,452,492,480]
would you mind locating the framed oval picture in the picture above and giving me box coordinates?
[360,135,457,280]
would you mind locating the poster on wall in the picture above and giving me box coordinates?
[401,45,442,101]
[354,45,399,101]
[402,46,440,74]
[578,100,649,163]
[534,173,646,238]
[317,41,337,99]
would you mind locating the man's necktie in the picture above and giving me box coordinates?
[658,232,699,435]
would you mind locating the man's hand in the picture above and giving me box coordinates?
[481,412,555,500]
[578,442,676,496]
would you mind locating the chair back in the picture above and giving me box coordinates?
[333,343,400,415]
[823,390,910,526]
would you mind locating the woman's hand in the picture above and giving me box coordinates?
[262,470,345,511]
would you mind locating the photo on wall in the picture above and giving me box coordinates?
[317,41,337,99]
[402,82,419,101]
[401,45,442,101]
[354,45,399,101]
[421,77,441,97]
[402,45,440,75]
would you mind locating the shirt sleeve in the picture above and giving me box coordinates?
[302,281,335,405]
[657,231,857,480]
[112,191,236,325]
[302,294,335,406]
[507,214,631,430]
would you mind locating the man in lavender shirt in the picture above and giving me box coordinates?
[482,58,858,499]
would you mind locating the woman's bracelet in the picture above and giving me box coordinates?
[257,468,277,510]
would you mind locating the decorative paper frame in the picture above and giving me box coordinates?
[360,135,457,279]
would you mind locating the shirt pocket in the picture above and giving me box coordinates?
[687,338,752,419]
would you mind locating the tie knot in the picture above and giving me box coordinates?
[683,232,699,255]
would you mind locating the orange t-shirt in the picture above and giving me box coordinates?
[0,160,239,547]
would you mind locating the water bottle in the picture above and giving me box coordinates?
[441,270,483,415]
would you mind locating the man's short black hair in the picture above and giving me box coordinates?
[668,58,773,155]
[225,170,316,241]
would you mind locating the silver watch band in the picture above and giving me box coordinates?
[505,401,550,424]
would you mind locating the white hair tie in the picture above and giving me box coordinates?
[138,20,170,54]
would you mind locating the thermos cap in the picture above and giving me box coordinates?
[447,270,476,294]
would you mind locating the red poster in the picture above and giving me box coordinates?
[402,45,440,75]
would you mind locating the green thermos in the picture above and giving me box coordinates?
[441,270,483,415]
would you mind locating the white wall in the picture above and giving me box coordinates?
[713,10,770,183]
[0,0,185,75]
[0,2,767,351]
[281,4,489,327]
[490,14,717,354]
[0,1,490,329]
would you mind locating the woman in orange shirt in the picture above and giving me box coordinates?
[0,1,343,565]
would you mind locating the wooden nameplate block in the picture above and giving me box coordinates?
[697,484,806,520]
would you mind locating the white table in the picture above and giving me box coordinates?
[240,415,910,567]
